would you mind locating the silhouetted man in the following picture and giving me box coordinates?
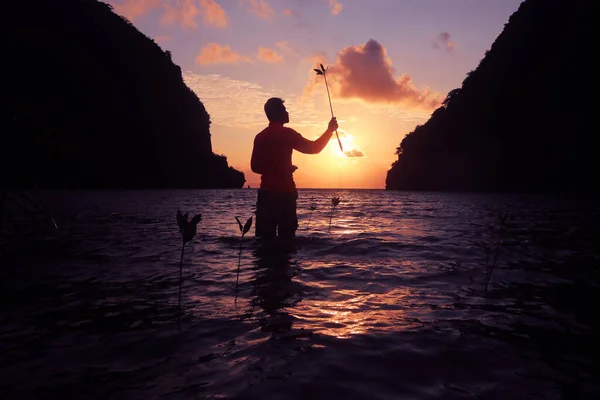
[251,97,338,239]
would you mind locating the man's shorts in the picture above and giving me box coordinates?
[255,189,298,239]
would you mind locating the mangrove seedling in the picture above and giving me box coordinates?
[328,196,341,232]
[176,208,202,315]
[306,203,317,230]
[235,215,253,300]
[314,63,343,152]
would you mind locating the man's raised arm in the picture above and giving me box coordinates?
[292,117,338,154]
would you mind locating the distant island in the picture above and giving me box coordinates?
[386,0,590,192]
[4,0,245,189]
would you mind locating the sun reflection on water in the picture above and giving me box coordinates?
[290,288,415,339]
[242,208,451,340]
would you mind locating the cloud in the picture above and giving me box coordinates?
[199,0,228,28]
[246,0,275,20]
[257,46,284,63]
[280,6,307,28]
[183,73,325,128]
[331,130,367,157]
[161,0,200,29]
[304,39,442,110]
[344,148,366,158]
[111,0,227,28]
[368,106,432,123]
[275,41,299,56]
[433,32,455,52]
[328,0,342,15]
[161,0,227,29]
[197,43,291,65]
[196,43,252,65]
[155,35,173,43]
[183,73,272,127]
[110,0,160,21]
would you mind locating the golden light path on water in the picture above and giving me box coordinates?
[289,281,417,339]
[187,191,453,340]
[284,216,434,340]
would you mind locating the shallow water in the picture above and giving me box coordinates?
[1,189,599,399]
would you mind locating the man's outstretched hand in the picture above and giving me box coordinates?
[328,117,338,132]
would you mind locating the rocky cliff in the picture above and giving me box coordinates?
[4,0,245,188]
[386,0,591,192]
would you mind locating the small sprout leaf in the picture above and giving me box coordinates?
[191,214,202,226]
[235,216,243,233]
[243,217,253,235]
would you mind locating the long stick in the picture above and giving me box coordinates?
[323,73,343,153]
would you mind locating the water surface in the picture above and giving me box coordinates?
[1,189,599,399]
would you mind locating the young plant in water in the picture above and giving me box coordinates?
[235,215,253,300]
[484,209,510,292]
[306,203,317,230]
[314,63,343,152]
[328,196,341,232]
[176,209,202,314]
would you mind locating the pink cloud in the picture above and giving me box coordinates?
[111,0,160,21]
[257,46,283,63]
[199,0,228,28]
[161,0,227,29]
[275,40,299,56]
[328,0,342,15]
[433,32,455,52]
[305,39,442,110]
[246,0,275,20]
[196,43,252,65]
[280,7,306,28]
[161,0,200,29]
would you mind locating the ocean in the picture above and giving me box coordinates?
[1,189,599,399]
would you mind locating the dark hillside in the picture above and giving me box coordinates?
[386,0,591,192]
[4,0,244,188]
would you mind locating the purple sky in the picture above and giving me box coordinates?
[108,0,524,188]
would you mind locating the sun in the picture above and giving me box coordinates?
[329,129,355,158]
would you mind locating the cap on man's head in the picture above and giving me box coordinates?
[264,97,286,122]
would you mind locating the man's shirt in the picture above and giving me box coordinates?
[251,122,329,193]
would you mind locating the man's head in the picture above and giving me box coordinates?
[264,97,289,124]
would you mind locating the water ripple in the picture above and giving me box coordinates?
[1,189,599,399]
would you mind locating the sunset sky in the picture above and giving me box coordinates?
[107,0,523,188]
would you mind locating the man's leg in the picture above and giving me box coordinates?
[255,189,277,238]
[277,191,298,239]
